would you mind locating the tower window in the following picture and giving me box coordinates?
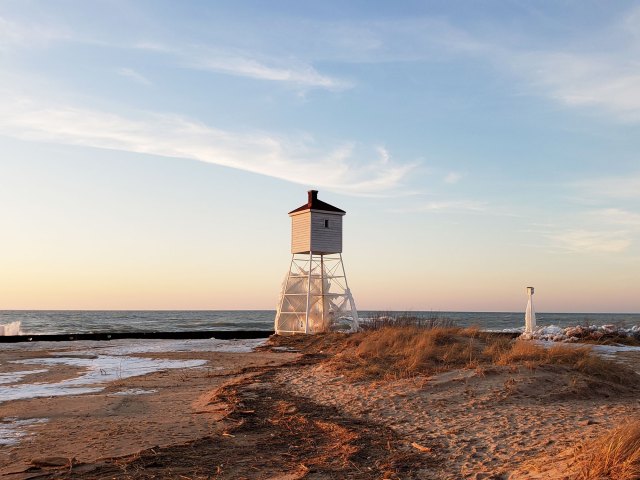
[324,219,329,228]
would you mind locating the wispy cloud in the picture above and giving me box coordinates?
[2,14,349,91]
[540,169,640,254]
[307,17,490,63]
[547,229,632,253]
[590,208,640,227]
[136,43,351,90]
[117,67,152,86]
[481,6,640,122]
[0,15,70,49]
[192,53,349,90]
[389,200,487,214]
[574,173,640,199]
[444,172,462,184]
[513,51,640,122]
[541,207,640,254]
[316,7,640,121]
[0,95,413,195]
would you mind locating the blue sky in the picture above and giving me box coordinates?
[1,1,639,312]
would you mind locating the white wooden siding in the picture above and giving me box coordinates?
[290,210,343,254]
[291,213,311,253]
[310,212,342,253]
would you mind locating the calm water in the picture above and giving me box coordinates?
[1,310,639,335]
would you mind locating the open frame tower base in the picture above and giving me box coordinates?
[275,253,359,334]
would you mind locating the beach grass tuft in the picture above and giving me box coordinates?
[573,420,640,480]
[320,326,640,383]
[361,312,457,331]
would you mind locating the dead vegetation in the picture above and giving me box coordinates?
[497,341,634,383]
[274,326,640,385]
[34,368,436,480]
[359,312,457,331]
[572,419,640,480]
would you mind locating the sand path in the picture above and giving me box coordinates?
[275,358,640,479]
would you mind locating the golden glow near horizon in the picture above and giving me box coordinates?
[1,186,637,312]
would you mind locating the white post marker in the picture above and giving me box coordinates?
[525,286,536,334]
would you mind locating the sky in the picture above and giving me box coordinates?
[1,0,640,313]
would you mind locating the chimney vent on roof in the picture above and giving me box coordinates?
[308,190,318,204]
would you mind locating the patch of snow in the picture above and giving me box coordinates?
[52,338,267,356]
[0,418,48,446]
[0,338,267,355]
[590,344,640,354]
[495,327,524,333]
[0,369,48,385]
[109,388,158,396]
[3,355,206,403]
[0,338,265,404]
[520,323,640,344]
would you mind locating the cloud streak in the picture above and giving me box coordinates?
[1,14,349,91]
[191,53,350,90]
[512,51,640,122]
[591,208,640,227]
[0,15,70,49]
[117,68,152,86]
[479,6,640,122]
[542,207,640,255]
[574,174,640,200]
[312,7,640,121]
[444,172,462,184]
[389,200,488,214]
[0,95,413,195]
[135,43,350,90]
[547,229,632,254]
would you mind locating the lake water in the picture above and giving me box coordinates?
[1,310,639,335]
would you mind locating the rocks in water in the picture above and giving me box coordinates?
[520,323,640,344]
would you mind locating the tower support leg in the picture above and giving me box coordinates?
[340,253,359,331]
[304,253,313,334]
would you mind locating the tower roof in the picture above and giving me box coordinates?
[288,190,346,215]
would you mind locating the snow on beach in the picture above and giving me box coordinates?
[0,418,48,446]
[519,324,640,343]
[0,337,266,403]
[0,337,268,454]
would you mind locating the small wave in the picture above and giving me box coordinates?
[0,321,21,336]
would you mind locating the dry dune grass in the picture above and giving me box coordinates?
[326,326,639,383]
[496,341,633,383]
[331,326,481,379]
[573,420,640,480]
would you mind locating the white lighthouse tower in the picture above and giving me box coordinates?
[275,190,359,334]
[525,286,536,334]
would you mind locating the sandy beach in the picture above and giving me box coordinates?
[0,338,298,478]
[1,332,639,479]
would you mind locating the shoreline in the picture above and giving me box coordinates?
[3,310,640,339]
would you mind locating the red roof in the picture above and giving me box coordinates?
[288,190,346,215]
